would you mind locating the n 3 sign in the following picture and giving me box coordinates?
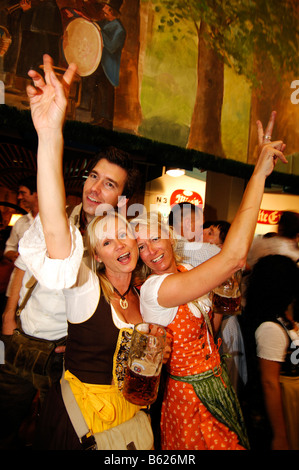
[257,209,282,225]
[170,190,203,207]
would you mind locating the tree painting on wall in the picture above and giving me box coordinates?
[0,0,298,171]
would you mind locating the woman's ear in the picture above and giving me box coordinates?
[94,251,102,263]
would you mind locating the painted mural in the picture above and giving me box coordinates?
[0,0,298,173]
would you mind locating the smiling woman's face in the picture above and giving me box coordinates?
[136,225,177,275]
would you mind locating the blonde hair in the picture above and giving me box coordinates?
[130,211,182,283]
[87,211,136,304]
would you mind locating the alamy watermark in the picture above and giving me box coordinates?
[0,340,4,364]
[94,200,204,250]
[290,340,299,365]
[0,81,4,105]
[291,80,299,104]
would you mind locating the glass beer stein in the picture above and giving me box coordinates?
[212,269,242,315]
[122,323,166,406]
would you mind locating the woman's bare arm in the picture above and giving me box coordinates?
[158,137,287,308]
[27,54,77,259]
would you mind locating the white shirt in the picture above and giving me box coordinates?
[255,321,299,363]
[15,255,69,341]
[175,238,220,266]
[4,212,35,254]
[19,214,134,338]
[14,206,82,340]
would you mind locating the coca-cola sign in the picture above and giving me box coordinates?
[257,209,282,225]
[170,189,203,207]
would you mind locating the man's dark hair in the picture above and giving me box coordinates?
[203,219,231,244]
[18,175,37,194]
[91,146,141,199]
[215,220,231,244]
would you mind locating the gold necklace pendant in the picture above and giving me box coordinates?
[120,297,129,309]
[114,285,131,310]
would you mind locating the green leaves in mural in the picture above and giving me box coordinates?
[153,0,299,85]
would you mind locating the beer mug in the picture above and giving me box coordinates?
[123,323,166,406]
[212,269,242,315]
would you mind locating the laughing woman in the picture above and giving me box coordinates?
[18,55,144,449]
[131,116,287,450]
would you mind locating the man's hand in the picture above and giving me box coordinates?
[3,251,19,263]
[1,310,17,335]
[26,54,77,134]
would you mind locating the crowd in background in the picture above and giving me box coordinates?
[0,54,298,451]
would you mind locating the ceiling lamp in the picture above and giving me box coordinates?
[166,168,185,177]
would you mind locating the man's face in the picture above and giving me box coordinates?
[82,158,128,223]
[101,4,116,20]
[203,225,221,245]
[18,185,37,212]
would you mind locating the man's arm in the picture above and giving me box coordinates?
[3,251,19,263]
[1,267,25,335]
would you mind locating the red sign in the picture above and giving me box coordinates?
[257,209,282,225]
[170,189,203,207]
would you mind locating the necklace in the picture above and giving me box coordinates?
[113,285,131,309]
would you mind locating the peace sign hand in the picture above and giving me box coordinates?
[256,110,279,146]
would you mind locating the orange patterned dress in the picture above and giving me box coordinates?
[161,281,248,450]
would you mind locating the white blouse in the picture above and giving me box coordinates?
[140,264,212,328]
[255,321,299,363]
[19,215,135,329]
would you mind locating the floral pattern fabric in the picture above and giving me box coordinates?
[161,295,246,450]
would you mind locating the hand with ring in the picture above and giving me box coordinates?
[257,110,277,146]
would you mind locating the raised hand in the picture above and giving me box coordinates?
[26,54,77,134]
[254,139,287,179]
[256,110,277,146]
[254,111,287,178]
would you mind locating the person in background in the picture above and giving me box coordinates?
[246,210,299,269]
[203,220,231,248]
[208,220,247,396]
[168,202,221,265]
[242,255,299,450]
[1,175,39,318]
[4,175,38,263]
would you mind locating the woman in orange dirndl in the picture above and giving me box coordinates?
[131,119,287,449]
[138,262,249,450]
[160,278,247,450]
